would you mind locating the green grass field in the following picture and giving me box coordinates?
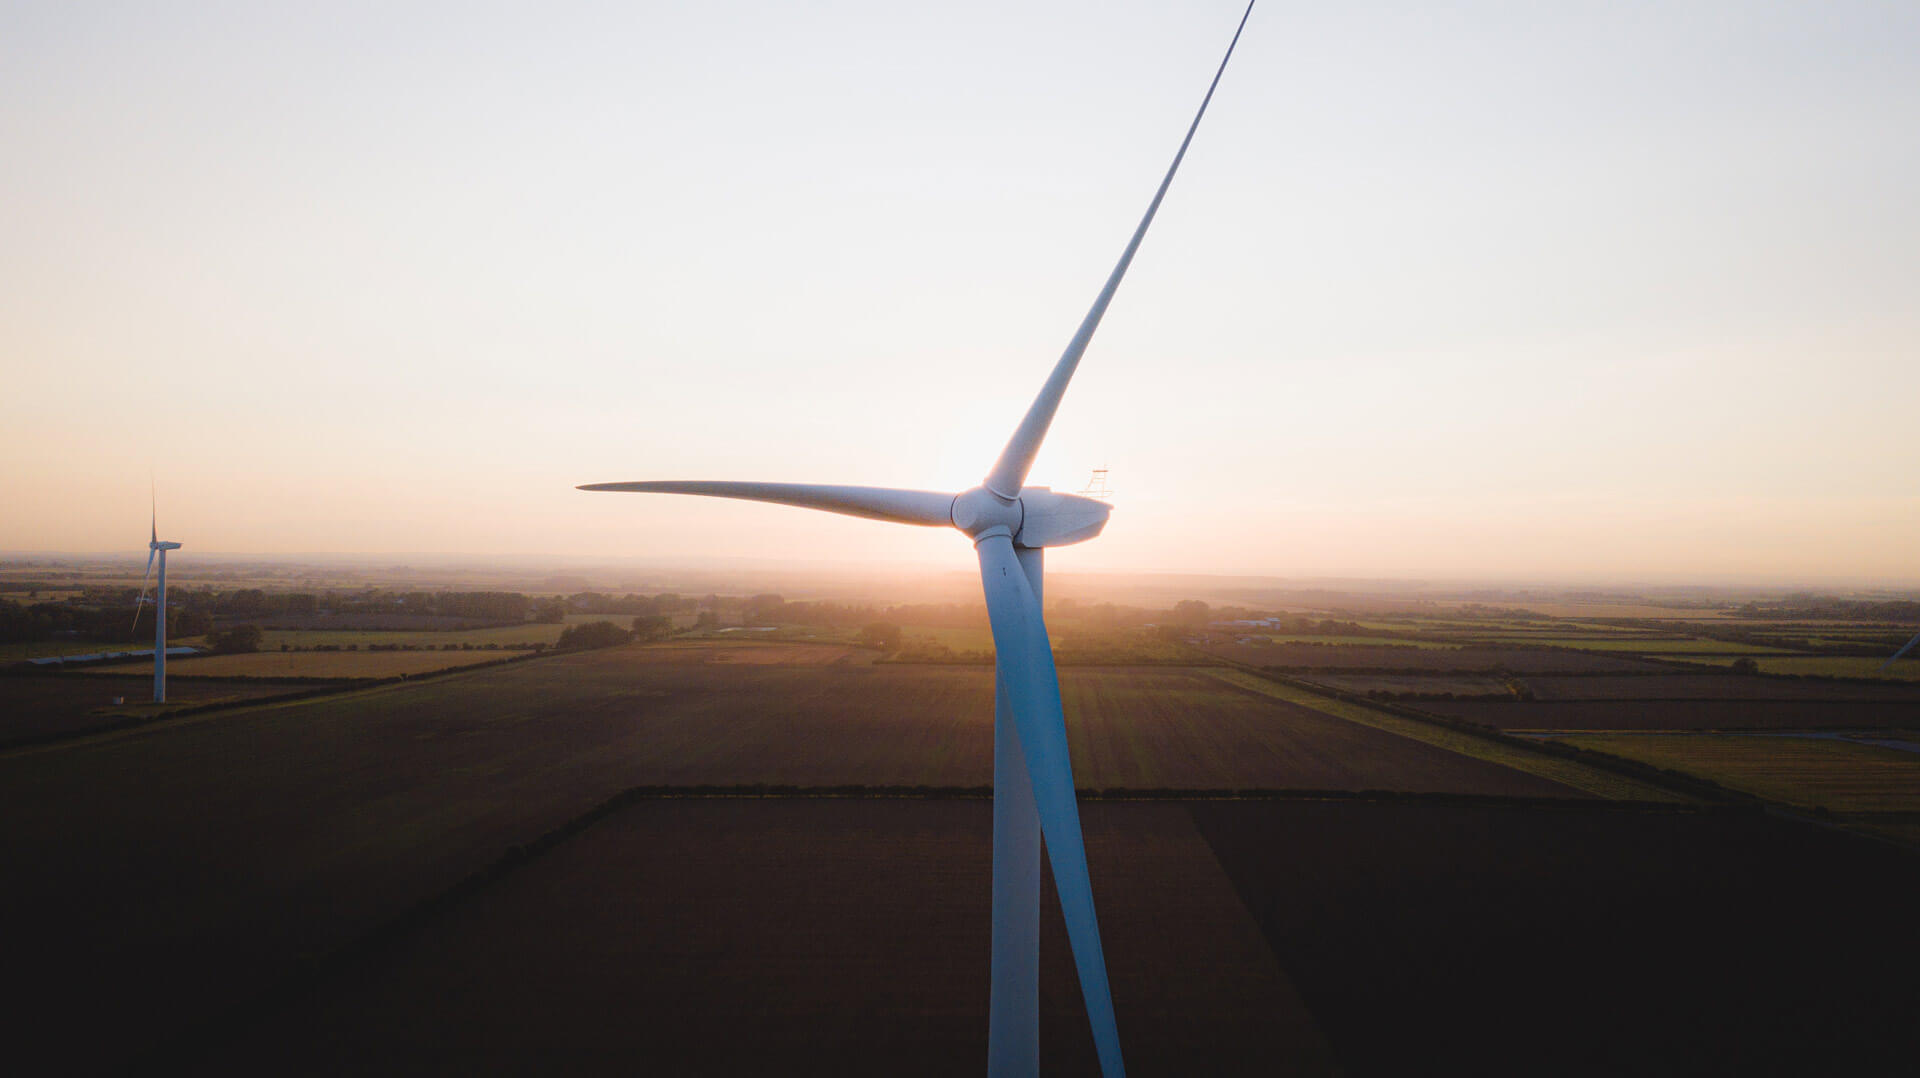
[1557,733,1920,814]
[233,624,570,650]
[1454,636,1795,654]
[89,649,531,679]
[0,640,143,662]
[1233,634,1460,649]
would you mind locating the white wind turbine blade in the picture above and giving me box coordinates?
[577,480,955,527]
[1882,631,1920,672]
[132,548,156,633]
[982,0,1257,499]
[975,532,1123,1077]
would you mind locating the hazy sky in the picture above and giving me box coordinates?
[4,1,1917,585]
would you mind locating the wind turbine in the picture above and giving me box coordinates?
[132,494,183,703]
[581,5,1255,1074]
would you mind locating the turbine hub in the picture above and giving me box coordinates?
[950,486,1022,541]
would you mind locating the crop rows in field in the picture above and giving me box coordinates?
[1416,698,1920,732]
[1517,674,1920,702]
[1304,674,1517,698]
[1204,640,1671,674]
[1556,733,1920,814]
[1667,656,1920,680]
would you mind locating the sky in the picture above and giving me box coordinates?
[3,1,1917,586]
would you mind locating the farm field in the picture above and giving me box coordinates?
[901,624,995,651]
[1230,634,1459,649]
[1204,641,1672,674]
[0,638,139,661]
[1502,601,1736,619]
[1449,636,1793,654]
[1555,734,1920,814]
[1668,656,1920,680]
[1417,698,1920,732]
[1304,674,1516,697]
[0,674,318,747]
[88,648,535,679]
[206,799,1339,1077]
[1518,673,1920,702]
[1189,798,1920,1075]
[1206,670,1677,801]
[190,799,1920,1077]
[243,623,569,650]
[0,641,1650,1072]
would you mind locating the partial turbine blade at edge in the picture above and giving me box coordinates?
[982,0,1258,499]
[975,533,1124,1077]
[577,481,955,528]
[1882,631,1920,672]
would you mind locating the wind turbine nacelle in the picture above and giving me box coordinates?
[1014,487,1111,548]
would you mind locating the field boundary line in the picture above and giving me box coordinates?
[0,648,570,760]
[1202,667,1688,803]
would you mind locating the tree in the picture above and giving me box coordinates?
[1171,599,1211,627]
[212,624,264,654]
[630,615,673,642]
[860,621,903,650]
[556,621,632,650]
[1729,656,1760,675]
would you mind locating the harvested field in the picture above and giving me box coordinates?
[1203,641,1671,674]
[88,648,533,679]
[174,799,1920,1076]
[0,674,316,747]
[0,646,1614,1072]
[1190,799,1920,1076]
[1306,674,1515,697]
[1520,673,1920,702]
[205,800,1339,1077]
[1420,698,1920,732]
[1556,734,1920,814]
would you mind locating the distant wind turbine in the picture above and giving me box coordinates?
[131,493,183,703]
[581,4,1255,1074]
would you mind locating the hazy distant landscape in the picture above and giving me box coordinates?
[4,556,1917,1073]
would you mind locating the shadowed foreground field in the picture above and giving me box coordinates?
[197,799,1920,1077]
[0,673,317,746]
[0,644,1610,1073]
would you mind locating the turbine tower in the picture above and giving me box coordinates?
[582,6,1254,1073]
[132,497,183,704]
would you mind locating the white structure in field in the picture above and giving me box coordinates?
[132,503,183,703]
[582,5,1256,1075]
